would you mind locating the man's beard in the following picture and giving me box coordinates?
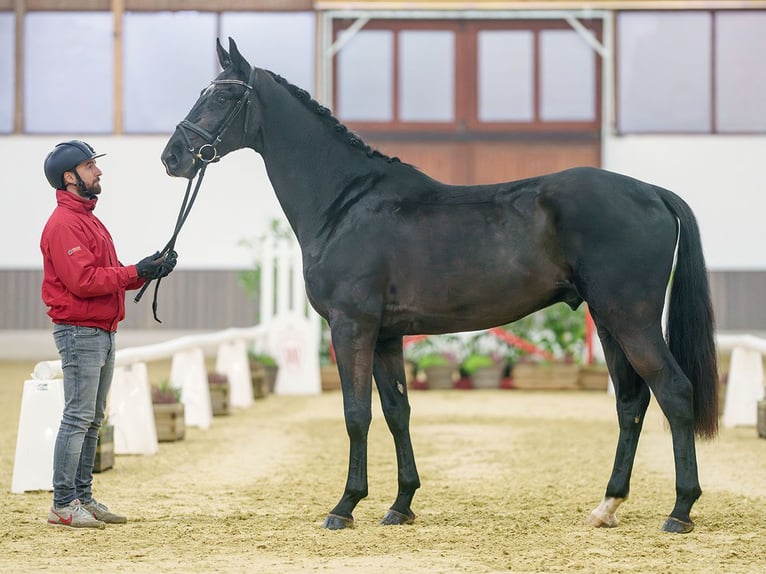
[78,180,101,198]
[86,180,102,195]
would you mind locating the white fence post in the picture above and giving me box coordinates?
[11,379,63,493]
[108,362,158,455]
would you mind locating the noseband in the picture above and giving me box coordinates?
[177,67,257,164]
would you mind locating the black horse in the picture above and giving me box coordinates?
[162,38,718,534]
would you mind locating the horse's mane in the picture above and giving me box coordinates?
[265,70,400,164]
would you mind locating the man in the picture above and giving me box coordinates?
[41,140,176,529]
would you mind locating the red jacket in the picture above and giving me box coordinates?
[40,190,145,332]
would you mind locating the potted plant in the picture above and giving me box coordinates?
[506,303,585,390]
[405,335,461,390]
[207,371,231,415]
[93,418,114,473]
[460,330,514,389]
[151,380,185,442]
[248,350,278,396]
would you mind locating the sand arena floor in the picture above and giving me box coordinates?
[1,360,764,573]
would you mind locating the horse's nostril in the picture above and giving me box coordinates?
[165,153,177,168]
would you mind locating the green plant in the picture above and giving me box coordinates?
[151,380,181,404]
[417,353,452,369]
[248,350,277,367]
[461,353,496,375]
[502,303,586,363]
[237,218,295,319]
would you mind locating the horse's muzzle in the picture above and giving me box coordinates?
[161,135,199,179]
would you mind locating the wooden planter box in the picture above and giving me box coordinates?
[758,399,766,439]
[578,364,610,391]
[153,403,185,442]
[93,423,114,473]
[471,365,504,389]
[423,365,456,390]
[250,361,278,396]
[321,364,342,391]
[512,363,580,390]
[208,373,231,416]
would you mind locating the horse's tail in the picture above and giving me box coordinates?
[655,186,719,439]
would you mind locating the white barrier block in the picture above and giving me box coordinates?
[108,363,158,455]
[170,347,212,429]
[216,339,253,408]
[267,313,321,395]
[11,379,64,493]
[722,347,765,428]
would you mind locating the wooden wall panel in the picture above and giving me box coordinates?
[364,138,599,186]
[369,139,469,185]
[0,270,258,330]
[468,140,600,184]
[2,270,766,333]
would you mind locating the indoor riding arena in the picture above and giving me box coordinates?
[2,1,766,573]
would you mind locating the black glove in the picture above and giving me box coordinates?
[156,250,178,279]
[135,251,164,279]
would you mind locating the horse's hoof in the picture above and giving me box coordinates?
[587,510,618,528]
[661,516,694,534]
[323,513,354,530]
[380,508,416,526]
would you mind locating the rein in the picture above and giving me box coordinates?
[135,68,257,322]
[133,164,207,322]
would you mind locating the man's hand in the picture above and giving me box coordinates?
[135,251,165,279]
[157,250,178,279]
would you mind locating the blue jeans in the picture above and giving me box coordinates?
[52,324,115,507]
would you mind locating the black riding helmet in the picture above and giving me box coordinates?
[44,140,105,189]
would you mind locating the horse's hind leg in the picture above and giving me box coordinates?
[372,337,420,525]
[600,325,701,533]
[588,324,651,528]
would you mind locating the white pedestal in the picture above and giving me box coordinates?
[108,363,158,455]
[170,347,212,429]
[11,379,64,493]
[216,339,253,408]
[722,347,765,428]
[267,313,321,395]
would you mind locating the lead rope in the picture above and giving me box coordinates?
[134,163,208,322]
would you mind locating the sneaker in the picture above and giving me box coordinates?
[48,499,105,529]
[82,499,127,524]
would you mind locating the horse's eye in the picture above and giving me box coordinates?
[214,94,227,105]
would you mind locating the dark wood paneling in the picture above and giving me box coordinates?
[0,270,258,330]
[366,138,600,185]
[709,271,766,332]
[2,269,765,333]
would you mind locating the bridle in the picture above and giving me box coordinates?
[135,67,257,322]
[177,66,258,164]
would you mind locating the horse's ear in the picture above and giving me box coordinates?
[217,37,231,69]
[228,37,252,78]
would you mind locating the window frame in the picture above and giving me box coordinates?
[332,18,603,136]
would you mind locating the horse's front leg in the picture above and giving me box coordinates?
[322,318,377,530]
[373,337,420,526]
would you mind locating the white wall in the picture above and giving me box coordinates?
[603,134,766,271]
[0,136,285,270]
[2,133,765,271]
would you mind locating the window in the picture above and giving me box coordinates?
[337,30,394,121]
[540,29,595,121]
[334,19,602,134]
[478,30,534,122]
[618,12,711,133]
[398,30,455,122]
[123,12,218,133]
[715,12,766,132]
[617,10,766,134]
[24,12,113,133]
[220,12,315,94]
[0,13,13,133]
